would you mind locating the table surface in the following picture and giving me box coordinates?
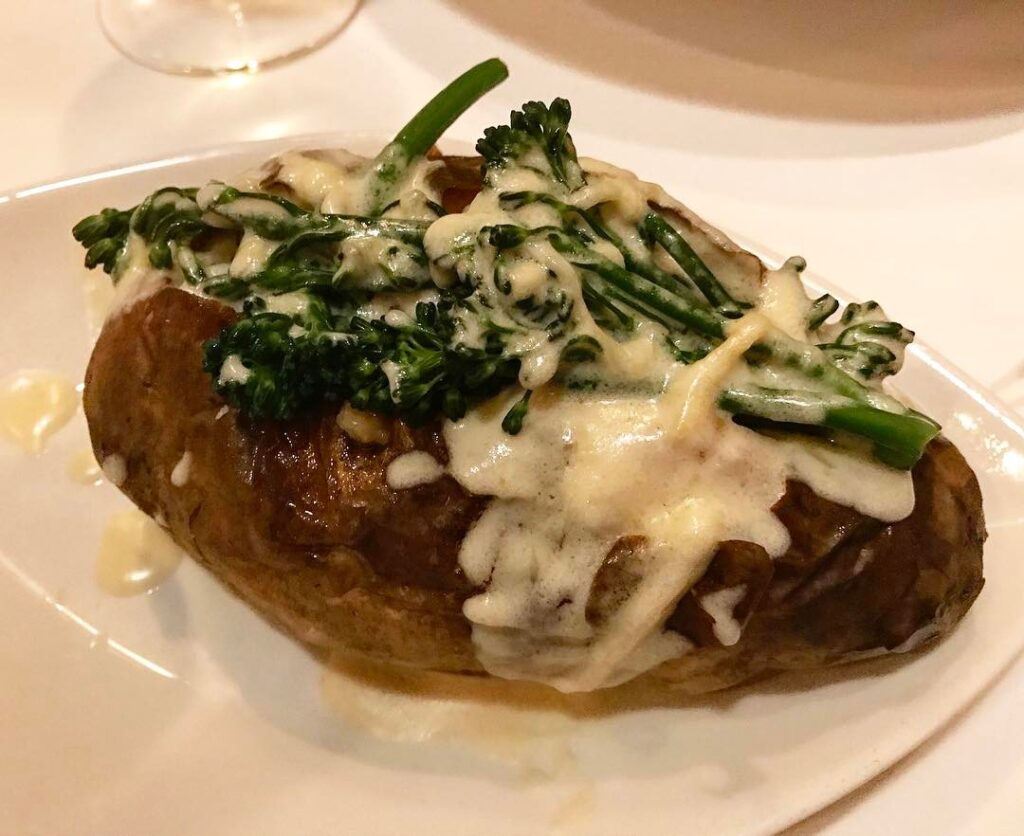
[3,1,1023,831]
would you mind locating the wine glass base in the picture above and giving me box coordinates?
[98,0,361,76]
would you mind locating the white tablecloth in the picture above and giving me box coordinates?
[3,1,1022,830]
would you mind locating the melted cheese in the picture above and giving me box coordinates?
[230,230,279,278]
[386,451,444,489]
[82,269,115,332]
[270,149,367,208]
[420,156,917,691]
[699,586,747,647]
[170,451,192,487]
[758,258,811,340]
[101,454,127,487]
[108,231,174,317]
[447,375,911,691]
[218,355,251,385]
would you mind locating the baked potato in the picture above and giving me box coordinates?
[77,61,985,694]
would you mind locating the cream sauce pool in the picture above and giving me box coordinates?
[0,370,78,454]
[96,509,184,597]
[66,448,104,486]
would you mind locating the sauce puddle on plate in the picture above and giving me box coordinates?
[66,448,104,486]
[0,370,78,454]
[96,509,183,596]
[322,651,701,779]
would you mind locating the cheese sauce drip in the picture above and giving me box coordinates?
[105,149,446,318]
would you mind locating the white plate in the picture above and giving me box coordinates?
[2,139,1023,836]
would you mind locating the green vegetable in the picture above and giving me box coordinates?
[204,299,522,424]
[72,207,133,273]
[365,58,509,214]
[477,97,584,191]
[814,300,913,382]
[501,390,532,435]
[73,61,940,469]
[638,213,745,317]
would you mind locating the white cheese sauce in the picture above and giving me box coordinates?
[433,160,914,692]
[385,451,444,489]
[101,453,127,487]
[699,586,748,647]
[170,451,192,487]
[229,230,279,278]
[446,360,912,692]
[336,403,390,445]
[217,354,251,386]
[107,231,175,317]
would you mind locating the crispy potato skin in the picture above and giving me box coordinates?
[83,158,986,692]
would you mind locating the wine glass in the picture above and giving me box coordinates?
[98,0,361,76]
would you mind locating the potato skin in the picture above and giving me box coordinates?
[83,159,986,693]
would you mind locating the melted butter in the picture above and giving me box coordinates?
[66,448,104,486]
[96,509,183,597]
[0,370,78,454]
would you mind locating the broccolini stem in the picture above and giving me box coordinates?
[718,386,940,470]
[500,191,706,300]
[825,405,940,470]
[265,216,429,262]
[807,293,839,330]
[548,231,726,339]
[639,213,744,316]
[748,334,901,410]
[366,58,509,215]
